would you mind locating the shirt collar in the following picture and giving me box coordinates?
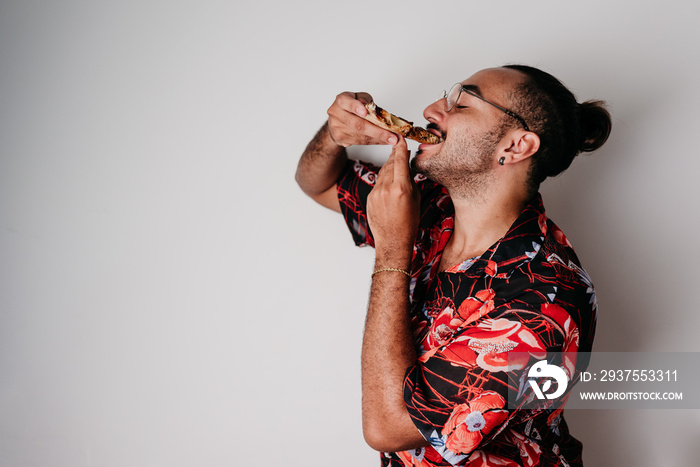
[468,194,548,279]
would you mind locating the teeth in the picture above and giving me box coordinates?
[429,129,444,140]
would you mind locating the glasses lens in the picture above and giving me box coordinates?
[446,83,461,111]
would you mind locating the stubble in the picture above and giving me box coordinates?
[412,121,509,202]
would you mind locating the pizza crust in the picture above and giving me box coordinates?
[364,102,443,145]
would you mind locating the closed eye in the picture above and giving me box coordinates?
[455,105,469,109]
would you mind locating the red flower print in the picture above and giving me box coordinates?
[395,446,443,467]
[457,289,496,326]
[419,297,460,352]
[550,223,572,248]
[541,303,580,378]
[485,260,498,276]
[425,307,462,349]
[423,297,456,320]
[465,450,521,467]
[450,318,547,372]
[442,392,509,455]
[537,212,548,236]
[508,430,542,467]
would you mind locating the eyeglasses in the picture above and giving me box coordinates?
[441,83,530,131]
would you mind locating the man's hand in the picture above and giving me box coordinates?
[327,92,399,147]
[361,136,427,452]
[366,137,420,266]
[296,91,404,212]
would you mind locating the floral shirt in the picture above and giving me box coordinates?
[337,160,597,467]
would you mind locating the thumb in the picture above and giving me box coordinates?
[391,136,411,178]
[390,135,408,155]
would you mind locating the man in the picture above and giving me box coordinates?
[295,65,611,466]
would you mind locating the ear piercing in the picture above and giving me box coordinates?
[498,157,505,165]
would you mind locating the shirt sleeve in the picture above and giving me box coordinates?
[336,158,446,249]
[336,159,380,247]
[402,302,569,464]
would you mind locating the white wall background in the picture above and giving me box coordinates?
[1,1,699,465]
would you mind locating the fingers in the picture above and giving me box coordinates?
[354,92,373,106]
[327,91,399,147]
[376,136,410,186]
[390,137,410,180]
[366,135,420,249]
[341,91,369,116]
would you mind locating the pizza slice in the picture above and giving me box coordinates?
[363,102,443,145]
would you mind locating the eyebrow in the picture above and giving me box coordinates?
[461,84,483,98]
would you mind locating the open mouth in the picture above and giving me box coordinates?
[416,122,445,153]
[421,123,445,147]
[426,122,445,141]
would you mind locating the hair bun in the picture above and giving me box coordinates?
[578,100,612,153]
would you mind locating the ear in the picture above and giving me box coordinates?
[500,130,540,164]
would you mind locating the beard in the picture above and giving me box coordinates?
[411,121,509,201]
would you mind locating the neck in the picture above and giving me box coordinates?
[441,186,531,268]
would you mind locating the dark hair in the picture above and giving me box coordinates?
[503,64,612,194]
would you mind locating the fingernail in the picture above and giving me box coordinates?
[388,136,397,145]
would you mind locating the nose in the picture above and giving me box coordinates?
[423,98,447,126]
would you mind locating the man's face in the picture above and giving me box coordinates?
[411,68,525,196]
